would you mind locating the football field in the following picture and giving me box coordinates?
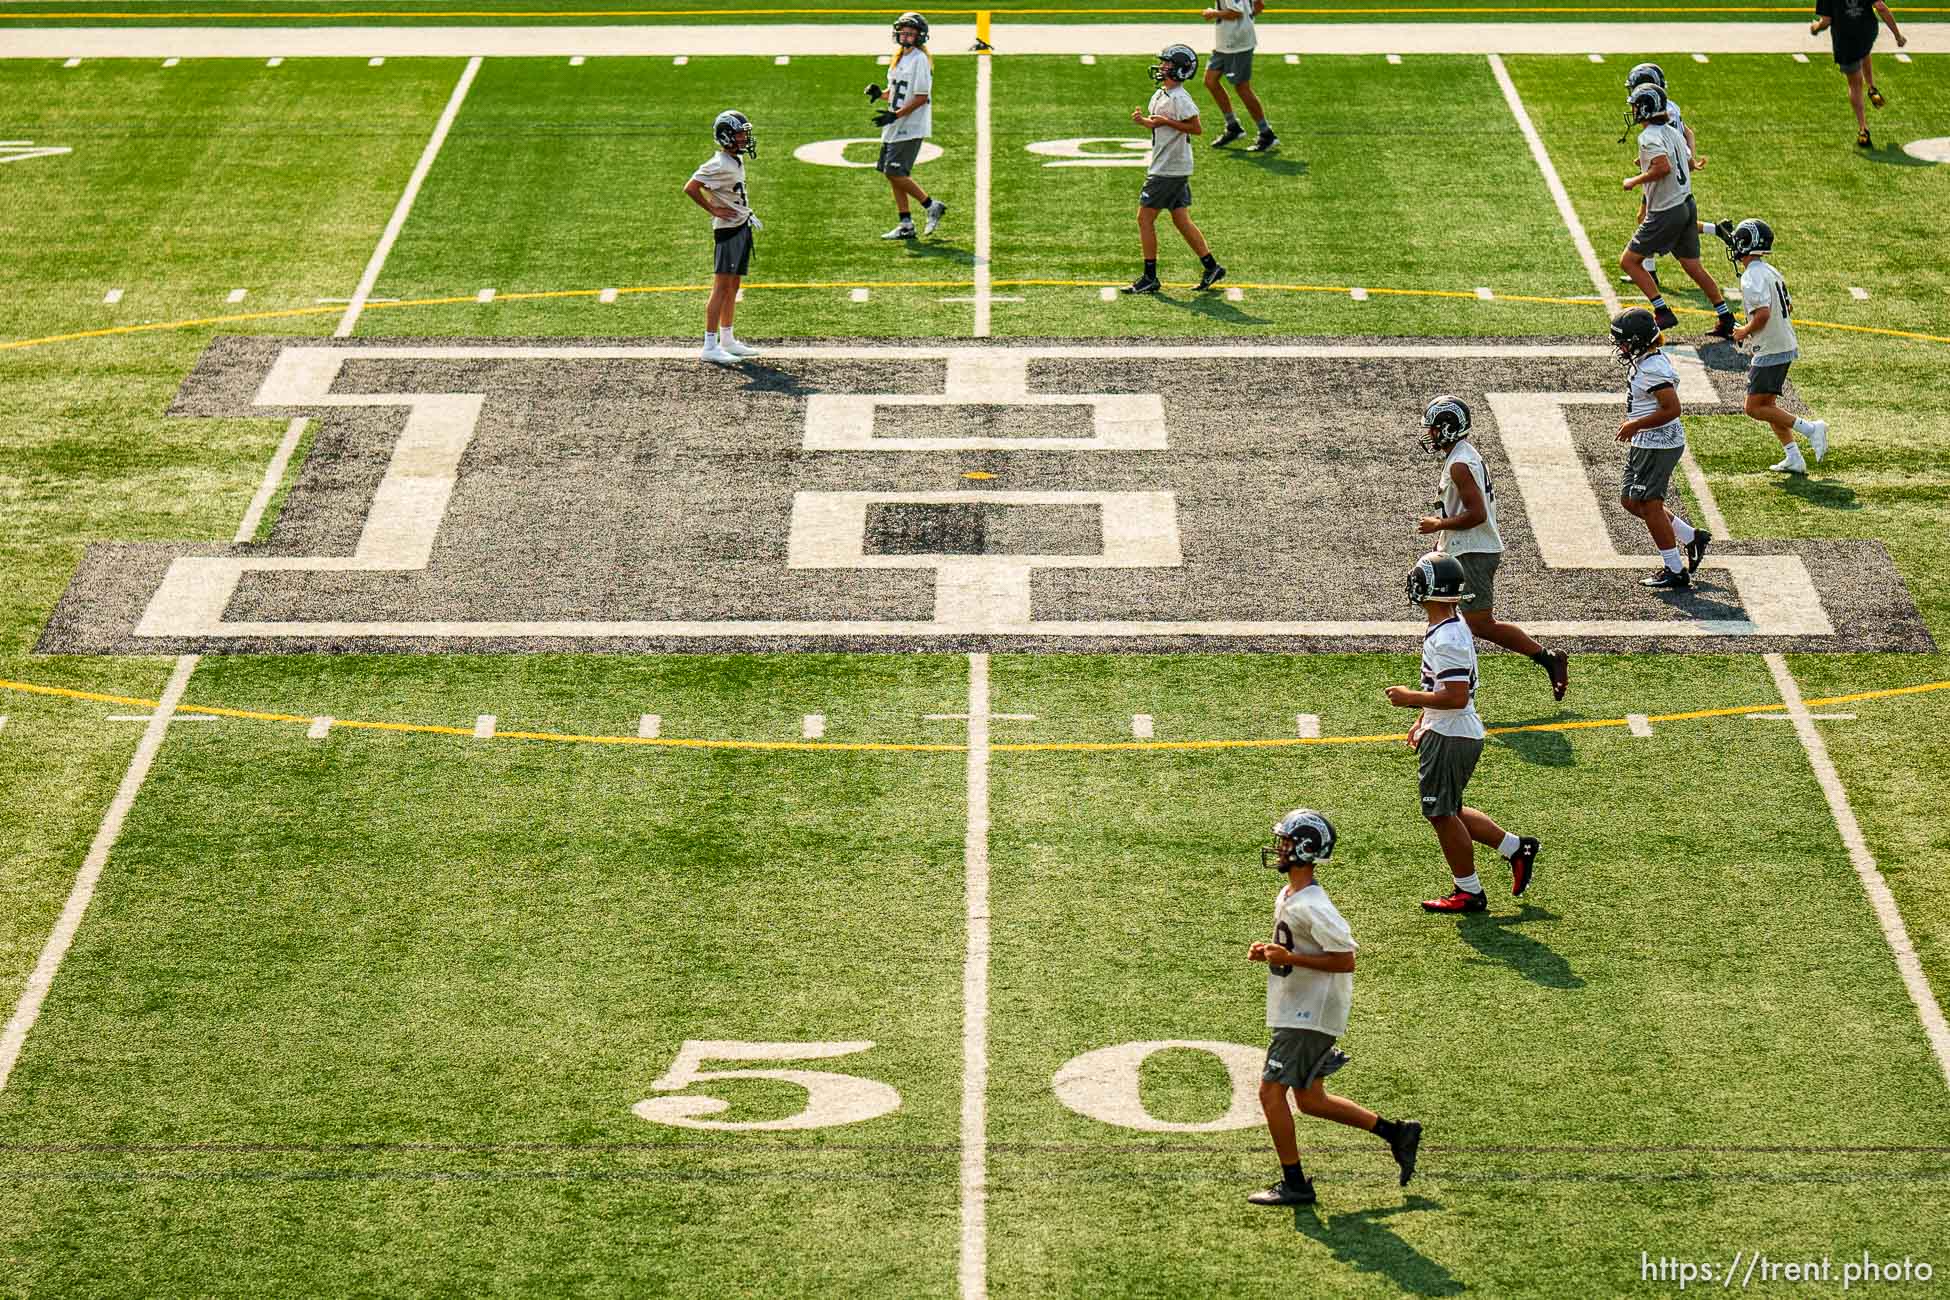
[3,20,1950,1296]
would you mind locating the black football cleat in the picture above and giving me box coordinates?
[1712,219,1737,248]
[1545,649,1569,702]
[1389,1122,1423,1187]
[1640,567,1691,590]
[1421,888,1488,913]
[1122,274,1161,295]
[1705,315,1736,340]
[1686,528,1712,573]
[1510,836,1540,896]
[1653,306,1680,331]
[1248,1178,1316,1206]
[1212,122,1245,149]
[1248,130,1279,152]
[1196,263,1228,290]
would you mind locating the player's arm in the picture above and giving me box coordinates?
[1418,463,1488,535]
[1253,946,1356,973]
[1616,383,1681,440]
[683,178,736,220]
[1875,0,1906,43]
[1170,109,1203,136]
[1732,304,1769,344]
[1384,676,1470,710]
[1202,5,1241,19]
[1623,151,1670,192]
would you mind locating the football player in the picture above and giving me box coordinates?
[1245,808,1423,1207]
[1610,308,1712,588]
[683,110,762,365]
[1725,219,1828,473]
[1384,554,1542,914]
[1812,0,1908,148]
[1201,0,1278,152]
[867,13,948,240]
[1620,83,1735,340]
[1123,44,1227,295]
[1620,64,1728,289]
[1414,396,1570,701]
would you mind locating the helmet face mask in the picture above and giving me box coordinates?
[1262,809,1337,872]
[1727,217,1774,265]
[714,109,756,158]
[893,12,929,46]
[1418,395,1472,456]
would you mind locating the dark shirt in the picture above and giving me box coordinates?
[1817,0,1882,64]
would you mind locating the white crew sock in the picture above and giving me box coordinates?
[1454,871,1483,895]
[721,324,736,345]
[704,330,718,347]
[1498,832,1520,859]
[1668,514,1697,544]
[1660,547,1684,573]
[1792,417,1818,435]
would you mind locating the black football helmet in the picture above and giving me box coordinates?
[1406,551,1474,606]
[1262,808,1337,872]
[713,109,756,158]
[1419,395,1472,455]
[1726,217,1775,263]
[893,11,929,46]
[1628,82,1668,126]
[1625,62,1666,92]
[1151,43,1198,84]
[1609,307,1662,365]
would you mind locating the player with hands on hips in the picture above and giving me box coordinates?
[683,109,762,365]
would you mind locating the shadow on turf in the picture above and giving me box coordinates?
[1456,904,1584,990]
[1292,1195,1464,1296]
[1490,722,1573,768]
[898,241,978,267]
[1861,144,1939,169]
[1146,293,1272,326]
[1218,152,1311,180]
[1778,475,1862,510]
[731,363,823,397]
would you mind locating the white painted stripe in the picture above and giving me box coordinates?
[802,713,825,740]
[106,714,216,722]
[368,55,384,65]
[974,48,993,338]
[226,287,247,303]
[1350,286,1368,301]
[234,418,308,543]
[1099,286,1117,302]
[637,713,661,739]
[1080,53,1096,64]
[960,652,991,1300]
[0,715,8,734]
[266,56,282,66]
[878,53,892,65]
[1489,54,1620,317]
[734,287,744,303]
[63,57,81,67]
[1692,52,1709,62]
[473,714,496,739]
[337,55,480,337]
[774,54,790,65]
[672,55,688,65]
[1749,712,1857,722]
[569,55,584,65]
[476,287,496,303]
[1849,286,1869,301]
[1626,713,1653,737]
[161,56,178,67]
[850,287,870,303]
[308,715,333,739]
[102,288,122,304]
[1225,286,1243,302]
[1386,53,1402,64]
[1587,52,1603,62]
[1132,714,1154,739]
[940,295,1022,304]
[1895,51,1912,62]
[0,654,199,1094]
[1284,53,1299,64]
[1765,653,1950,1090]
[1295,713,1320,739]
[598,287,618,304]
[1793,51,1810,62]
[1475,286,1494,300]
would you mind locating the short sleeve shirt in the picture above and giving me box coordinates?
[1266,882,1356,1035]
[883,50,934,142]
[1437,439,1504,557]
[689,151,749,230]
[1627,351,1685,449]
[1147,85,1198,177]
[1819,0,1881,64]
[1636,122,1691,213]
[1739,259,1800,364]
[1213,0,1257,54]
[1420,615,1486,740]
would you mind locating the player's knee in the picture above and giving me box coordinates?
[1258,1079,1287,1109]
[1744,394,1769,417]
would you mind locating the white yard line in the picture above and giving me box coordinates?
[0,654,199,1094]
[1764,654,1950,1090]
[973,49,993,340]
[961,651,992,1300]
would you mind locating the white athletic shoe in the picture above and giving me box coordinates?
[721,337,763,358]
[881,223,917,240]
[1770,451,1808,474]
[700,343,739,364]
[924,199,947,235]
[1805,419,1828,462]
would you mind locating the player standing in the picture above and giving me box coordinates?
[868,12,948,240]
[1609,308,1712,589]
[1726,219,1829,473]
[1202,0,1278,152]
[1414,396,1569,701]
[1245,808,1422,1206]
[1124,44,1227,295]
[1620,83,1735,340]
[683,110,762,366]
[1384,554,1542,914]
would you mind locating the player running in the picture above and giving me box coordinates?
[1609,308,1712,589]
[1620,82,1735,340]
[867,12,948,240]
[1726,219,1829,473]
[1202,0,1278,152]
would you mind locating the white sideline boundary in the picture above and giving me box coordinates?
[960,653,992,1300]
[973,49,993,340]
[0,655,198,1094]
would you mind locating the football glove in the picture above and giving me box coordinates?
[872,109,899,127]
[866,82,884,101]
[748,214,763,231]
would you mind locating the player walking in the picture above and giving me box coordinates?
[1124,44,1227,295]
[1609,308,1712,588]
[1415,395,1570,701]
[1245,808,1422,1206]
[867,12,948,240]
[683,110,762,366]
[1202,0,1278,152]
[1620,82,1735,340]
[1726,219,1828,473]
[1384,554,1542,914]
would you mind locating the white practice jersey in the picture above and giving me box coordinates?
[1266,882,1356,1035]
[1419,614,1485,741]
[882,50,934,143]
[1739,258,1800,363]
[1636,121,1692,214]
[1437,439,1503,556]
[689,151,750,230]
[1147,84,1198,177]
[1627,350,1685,449]
[1213,0,1257,53]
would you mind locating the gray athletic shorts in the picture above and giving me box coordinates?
[876,137,924,177]
[1210,48,1255,84]
[713,222,752,276]
[1622,443,1684,501]
[1139,172,1192,211]
[1748,361,1791,396]
[1629,196,1700,260]
[1449,549,1500,614]
[1417,729,1483,820]
[1263,1027,1349,1089]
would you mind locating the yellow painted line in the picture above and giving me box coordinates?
[4,675,1945,755]
[11,5,1945,17]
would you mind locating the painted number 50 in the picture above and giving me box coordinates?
[632,1039,902,1131]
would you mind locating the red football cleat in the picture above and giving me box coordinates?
[1421,888,1488,913]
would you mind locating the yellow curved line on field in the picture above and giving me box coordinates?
[4,675,1946,755]
[6,277,1946,353]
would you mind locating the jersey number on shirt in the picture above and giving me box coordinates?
[1775,280,1794,318]
[1670,149,1687,188]
[1270,920,1295,978]
[888,78,911,111]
